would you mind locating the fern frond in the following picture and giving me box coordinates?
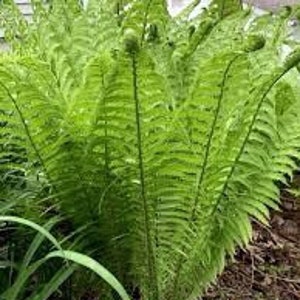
[211,0,243,18]
[122,0,170,44]
[2,2,300,299]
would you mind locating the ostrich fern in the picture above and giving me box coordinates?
[1,0,300,299]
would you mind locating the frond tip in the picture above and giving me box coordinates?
[284,48,300,70]
[243,34,266,52]
[123,28,140,54]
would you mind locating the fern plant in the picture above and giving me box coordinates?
[1,0,300,299]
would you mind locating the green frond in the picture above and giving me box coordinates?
[121,0,170,44]
[2,1,300,299]
[211,0,243,18]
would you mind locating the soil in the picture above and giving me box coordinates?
[203,186,300,300]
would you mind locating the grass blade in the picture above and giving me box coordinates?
[0,216,63,253]
[29,264,77,300]
[46,250,131,300]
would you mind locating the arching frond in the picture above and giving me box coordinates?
[1,1,300,300]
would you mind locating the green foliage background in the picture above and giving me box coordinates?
[1,0,300,299]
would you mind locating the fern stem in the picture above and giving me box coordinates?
[186,20,217,59]
[211,69,288,216]
[101,75,110,180]
[174,0,202,20]
[171,53,241,297]
[0,80,50,185]
[131,53,158,300]
[193,54,241,218]
[220,0,226,19]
